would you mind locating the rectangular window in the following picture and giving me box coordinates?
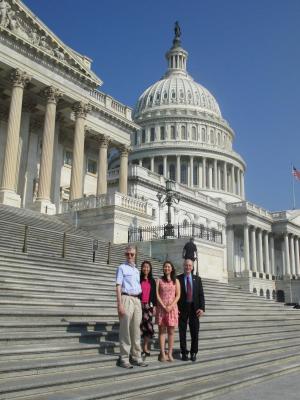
[142,129,146,143]
[150,127,155,141]
[64,150,72,166]
[160,126,165,140]
[133,132,138,146]
[87,159,97,175]
[171,126,175,139]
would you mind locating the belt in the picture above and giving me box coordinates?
[122,293,140,298]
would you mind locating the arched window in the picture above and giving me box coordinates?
[202,128,206,142]
[158,164,163,175]
[163,91,168,99]
[210,130,215,144]
[181,164,187,184]
[169,164,176,180]
[266,289,270,299]
[171,91,176,100]
[253,288,257,294]
[181,126,187,140]
[259,289,264,297]
[192,126,197,141]
[170,126,176,139]
[160,126,165,140]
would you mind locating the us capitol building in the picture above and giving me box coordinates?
[0,0,300,302]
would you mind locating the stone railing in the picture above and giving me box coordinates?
[61,192,151,215]
[272,211,288,220]
[227,201,273,218]
[89,89,132,120]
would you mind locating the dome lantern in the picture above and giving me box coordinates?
[165,21,188,78]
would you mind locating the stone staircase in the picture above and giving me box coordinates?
[1,246,300,399]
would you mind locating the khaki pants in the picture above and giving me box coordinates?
[119,295,142,362]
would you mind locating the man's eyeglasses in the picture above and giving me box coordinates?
[125,252,135,257]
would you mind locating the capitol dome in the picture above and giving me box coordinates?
[133,36,221,119]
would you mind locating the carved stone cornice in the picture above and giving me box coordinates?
[10,68,31,88]
[72,102,91,119]
[44,86,63,104]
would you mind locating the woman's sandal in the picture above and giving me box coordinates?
[158,353,167,362]
[167,354,174,362]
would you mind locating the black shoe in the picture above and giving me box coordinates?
[190,353,197,362]
[181,353,189,361]
[142,351,151,357]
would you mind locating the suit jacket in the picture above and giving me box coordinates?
[177,273,205,312]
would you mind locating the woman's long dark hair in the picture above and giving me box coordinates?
[162,260,176,283]
[140,260,153,281]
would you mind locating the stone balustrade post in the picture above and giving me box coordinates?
[0,69,31,207]
[70,102,91,200]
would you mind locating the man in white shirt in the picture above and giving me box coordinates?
[116,245,147,368]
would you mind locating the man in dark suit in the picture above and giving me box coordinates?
[177,258,205,362]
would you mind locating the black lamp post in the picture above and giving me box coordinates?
[156,179,180,237]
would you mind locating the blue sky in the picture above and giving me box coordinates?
[24,0,300,211]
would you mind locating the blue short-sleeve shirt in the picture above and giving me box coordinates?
[116,261,141,295]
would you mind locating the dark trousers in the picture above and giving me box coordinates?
[179,303,199,354]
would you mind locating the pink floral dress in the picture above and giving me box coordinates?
[156,279,178,327]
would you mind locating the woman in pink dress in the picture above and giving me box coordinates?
[156,261,180,362]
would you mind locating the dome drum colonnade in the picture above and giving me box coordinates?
[0,68,129,212]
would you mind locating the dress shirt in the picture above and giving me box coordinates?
[116,261,141,295]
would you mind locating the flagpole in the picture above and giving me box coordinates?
[292,164,296,209]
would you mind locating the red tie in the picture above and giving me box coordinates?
[186,276,192,302]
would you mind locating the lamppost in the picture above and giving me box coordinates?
[156,179,180,237]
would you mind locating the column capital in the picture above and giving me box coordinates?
[119,145,130,156]
[10,69,31,88]
[97,135,110,148]
[72,101,91,119]
[44,86,63,104]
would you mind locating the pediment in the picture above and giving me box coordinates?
[0,0,102,87]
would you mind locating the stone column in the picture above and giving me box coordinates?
[208,161,213,189]
[163,155,167,178]
[70,102,91,200]
[0,69,31,207]
[250,227,257,272]
[213,159,217,189]
[190,156,194,187]
[150,157,154,172]
[217,163,221,191]
[231,165,235,194]
[284,233,291,276]
[119,145,129,194]
[202,157,206,188]
[237,169,241,196]
[241,171,245,198]
[97,135,109,195]
[198,162,203,188]
[243,224,250,271]
[290,235,296,275]
[224,162,228,192]
[270,235,275,276]
[295,237,300,276]
[257,229,263,273]
[227,225,235,272]
[264,231,270,275]
[35,87,62,214]
[176,155,181,183]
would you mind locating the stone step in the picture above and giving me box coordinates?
[2,345,300,399]
[2,336,300,382]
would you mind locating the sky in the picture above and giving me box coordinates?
[23,0,300,212]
